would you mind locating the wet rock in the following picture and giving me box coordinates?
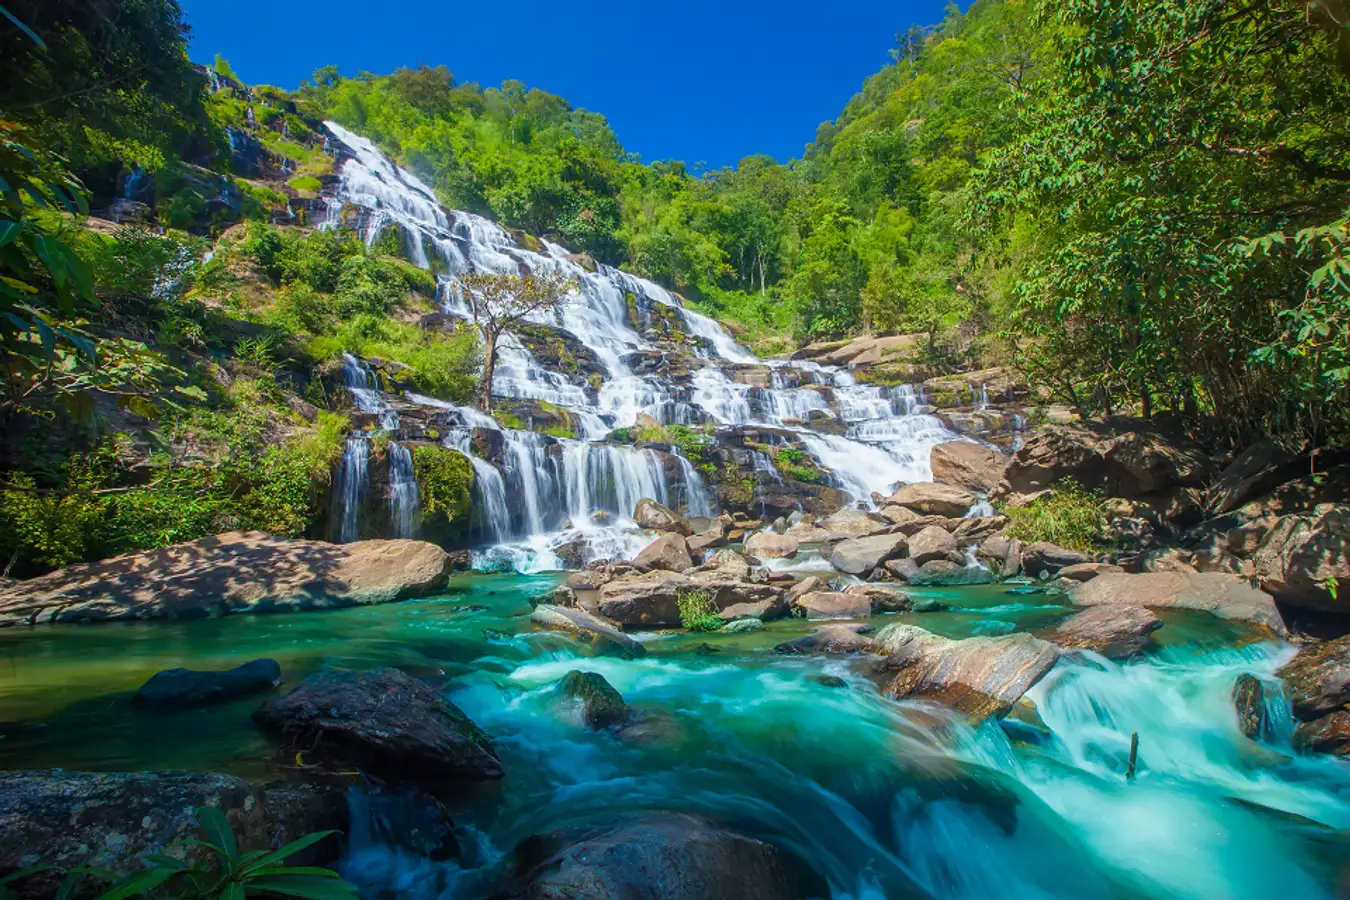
[790,591,871,620]
[887,483,979,517]
[774,623,879,655]
[930,442,1009,494]
[1293,711,1350,757]
[556,671,631,730]
[0,771,347,896]
[532,604,647,659]
[471,427,505,465]
[842,583,914,613]
[1020,542,1092,577]
[813,507,887,536]
[253,668,503,782]
[744,532,799,559]
[876,625,1060,721]
[910,560,995,587]
[829,533,908,576]
[513,813,824,900]
[533,585,579,609]
[1040,605,1162,659]
[721,617,765,633]
[1069,572,1286,634]
[1232,673,1272,741]
[633,533,694,572]
[134,658,282,710]
[878,504,923,526]
[1252,506,1349,612]
[1055,562,1124,582]
[950,515,1007,544]
[907,525,959,565]
[1274,635,1350,720]
[884,557,922,582]
[633,498,693,535]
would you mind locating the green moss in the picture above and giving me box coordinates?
[1002,479,1108,551]
[772,446,822,483]
[541,424,575,439]
[413,445,474,530]
[286,174,324,194]
[494,410,526,430]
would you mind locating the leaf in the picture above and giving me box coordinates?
[0,866,56,887]
[0,220,19,248]
[195,805,239,861]
[93,867,178,900]
[238,832,339,876]
[242,876,358,900]
[219,881,244,900]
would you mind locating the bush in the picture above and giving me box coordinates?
[677,590,722,632]
[772,446,822,483]
[414,445,474,530]
[1002,479,1108,551]
[333,254,404,317]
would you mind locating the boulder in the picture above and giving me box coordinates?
[785,575,827,604]
[512,813,822,900]
[253,668,503,782]
[1232,674,1274,741]
[1274,635,1350,720]
[790,591,871,620]
[774,623,879,655]
[930,442,1008,494]
[908,560,995,587]
[887,483,978,517]
[556,671,631,730]
[0,532,460,627]
[813,507,887,536]
[718,597,784,622]
[1293,712,1350,757]
[721,618,765,633]
[829,534,908,576]
[134,658,282,710]
[744,532,799,560]
[532,605,647,659]
[1020,542,1092,576]
[1251,506,1349,612]
[687,529,728,555]
[633,498,693,535]
[878,504,923,526]
[876,625,1060,721]
[1054,562,1124,582]
[1207,439,1300,514]
[907,525,959,565]
[1069,572,1286,633]
[633,533,694,572]
[0,771,347,895]
[1039,606,1162,659]
[843,584,914,613]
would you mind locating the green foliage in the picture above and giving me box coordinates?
[677,589,722,632]
[413,444,474,529]
[287,174,324,194]
[1002,479,1108,552]
[605,427,634,443]
[771,446,822,483]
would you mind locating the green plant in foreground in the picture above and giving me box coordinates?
[678,590,722,633]
[1002,479,1107,552]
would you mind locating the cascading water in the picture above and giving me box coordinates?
[335,437,368,543]
[387,442,419,539]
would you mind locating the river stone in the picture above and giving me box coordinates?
[785,575,827,603]
[907,525,959,565]
[718,597,784,621]
[774,623,879,655]
[814,507,887,536]
[0,771,347,896]
[790,591,871,620]
[908,560,995,587]
[513,812,823,900]
[721,617,765,633]
[1251,506,1349,612]
[876,624,1060,721]
[0,531,457,626]
[531,605,647,659]
[829,533,908,576]
[930,442,1009,494]
[1232,673,1273,741]
[1040,605,1162,659]
[1293,712,1350,757]
[1055,562,1124,582]
[744,531,799,559]
[1274,635,1350,720]
[253,668,503,782]
[633,533,693,572]
[886,483,978,517]
[134,658,282,709]
[633,498,693,535]
[1069,572,1286,634]
[556,671,631,730]
[1020,542,1092,577]
[878,504,923,526]
[842,583,914,613]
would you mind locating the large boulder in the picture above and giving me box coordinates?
[134,658,281,710]
[513,813,822,900]
[252,668,504,782]
[531,605,647,658]
[907,525,959,566]
[1293,712,1350,757]
[842,583,914,613]
[876,625,1059,721]
[0,771,347,896]
[930,442,1008,494]
[744,532,799,560]
[1251,506,1349,612]
[1020,542,1092,576]
[828,533,908,576]
[555,671,631,730]
[887,483,978,517]
[1039,606,1162,659]
[1275,636,1350,721]
[633,533,694,572]
[633,498,693,535]
[1070,572,1285,633]
[0,532,456,626]
[774,623,879,655]
[595,572,782,628]
[790,591,871,620]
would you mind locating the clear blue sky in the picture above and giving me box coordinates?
[179,0,953,170]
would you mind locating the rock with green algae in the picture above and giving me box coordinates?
[556,670,631,730]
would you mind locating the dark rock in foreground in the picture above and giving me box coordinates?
[253,667,503,782]
[556,670,631,729]
[1232,673,1273,741]
[134,658,282,709]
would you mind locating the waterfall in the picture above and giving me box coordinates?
[671,448,714,518]
[503,431,557,535]
[336,437,368,543]
[469,456,511,541]
[388,442,419,538]
[561,442,668,524]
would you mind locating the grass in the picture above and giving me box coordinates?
[1002,478,1108,551]
[678,590,723,632]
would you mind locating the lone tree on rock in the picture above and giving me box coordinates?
[459,270,576,412]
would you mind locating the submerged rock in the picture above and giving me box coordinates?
[721,617,765,633]
[1069,572,1286,634]
[556,671,631,730]
[134,658,282,709]
[0,531,457,626]
[774,623,879,655]
[253,668,504,782]
[531,604,647,659]
[1040,605,1162,659]
[633,498,693,535]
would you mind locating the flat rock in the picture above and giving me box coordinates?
[1040,605,1162,659]
[829,533,908,576]
[1055,562,1124,582]
[1021,542,1092,576]
[633,498,692,535]
[633,533,694,572]
[774,623,879,655]
[1069,572,1286,634]
[253,668,503,782]
[0,531,456,626]
[532,604,647,659]
[813,507,887,536]
[930,442,1009,494]
[134,658,282,710]
[887,483,978,517]
[876,625,1060,721]
[908,525,958,565]
[744,532,799,559]
[790,591,871,620]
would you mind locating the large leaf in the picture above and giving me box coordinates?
[239,832,339,876]
[93,868,177,900]
[194,806,239,862]
[242,876,358,900]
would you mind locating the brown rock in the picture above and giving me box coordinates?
[1040,605,1162,659]
[633,533,694,572]
[1069,572,1286,633]
[828,533,908,576]
[813,507,888,536]
[1252,506,1349,612]
[887,483,978,517]
[785,575,826,603]
[791,591,871,620]
[1275,635,1350,720]
[1055,562,1125,582]
[531,605,647,659]
[1021,542,1092,576]
[1293,712,1350,757]
[908,525,959,565]
[774,623,879,655]
[744,532,800,560]
[633,498,692,535]
[878,504,923,526]
[1232,673,1272,741]
[843,583,914,613]
[930,442,1009,494]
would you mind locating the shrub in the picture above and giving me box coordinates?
[605,427,634,443]
[286,174,324,193]
[677,590,722,632]
[333,254,404,317]
[1002,479,1108,551]
[772,446,821,483]
[414,445,474,528]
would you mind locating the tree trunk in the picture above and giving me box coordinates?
[477,328,497,413]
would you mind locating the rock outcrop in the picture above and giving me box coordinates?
[1069,572,1286,633]
[0,532,457,626]
[633,498,693,535]
[1040,606,1162,659]
[1251,506,1349,613]
[930,442,1008,494]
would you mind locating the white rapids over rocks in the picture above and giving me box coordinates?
[320,121,987,569]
